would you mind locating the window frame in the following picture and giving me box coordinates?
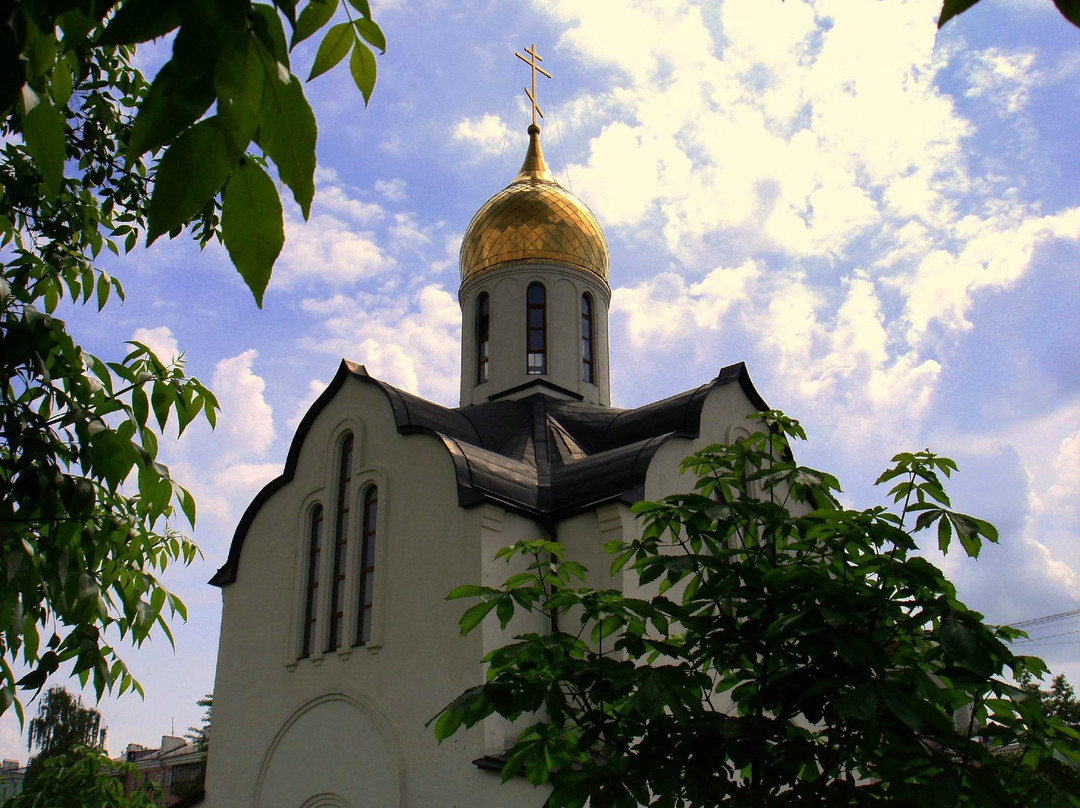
[300,504,323,658]
[526,282,546,375]
[476,291,490,384]
[326,433,353,651]
[354,484,378,646]
[581,292,595,384]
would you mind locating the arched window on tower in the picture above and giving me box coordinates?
[476,292,490,384]
[581,293,594,384]
[327,434,352,651]
[355,485,378,645]
[526,283,546,375]
[300,504,323,658]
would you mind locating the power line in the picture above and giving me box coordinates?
[1007,607,1080,629]
[1010,628,1080,644]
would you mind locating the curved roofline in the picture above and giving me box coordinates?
[212,361,768,587]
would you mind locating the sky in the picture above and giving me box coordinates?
[2,0,1079,763]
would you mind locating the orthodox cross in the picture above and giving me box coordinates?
[515,44,551,128]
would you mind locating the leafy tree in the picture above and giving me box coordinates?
[0,1,383,718]
[2,746,159,808]
[184,693,212,752]
[434,412,1080,807]
[24,687,106,790]
[939,0,1079,29]
[1020,673,1080,731]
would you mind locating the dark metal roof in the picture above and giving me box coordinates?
[211,361,766,586]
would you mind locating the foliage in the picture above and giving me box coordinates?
[1019,672,1080,731]
[939,0,1079,30]
[0,1,382,718]
[24,686,107,789]
[184,692,213,752]
[27,686,107,757]
[434,412,1080,807]
[1,746,159,808]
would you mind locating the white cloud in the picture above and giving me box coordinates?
[300,284,461,405]
[130,325,180,364]
[965,48,1041,114]
[375,178,408,201]
[389,212,431,252]
[278,212,394,287]
[452,113,505,159]
[211,350,276,462]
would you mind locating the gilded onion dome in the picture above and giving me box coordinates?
[460,124,609,284]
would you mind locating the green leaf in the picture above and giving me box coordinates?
[256,73,317,218]
[1051,0,1080,27]
[353,18,386,53]
[51,59,73,107]
[432,707,463,741]
[99,0,184,45]
[940,613,975,660]
[88,431,137,489]
[458,600,497,635]
[937,513,953,553]
[308,22,355,81]
[937,0,983,27]
[292,0,338,47]
[214,36,266,146]
[128,51,216,158]
[146,116,235,244]
[21,90,66,200]
[446,585,489,600]
[496,596,514,629]
[221,158,284,307]
[348,39,377,105]
[346,0,371,17]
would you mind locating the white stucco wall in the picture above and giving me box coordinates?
[204,377,549,808]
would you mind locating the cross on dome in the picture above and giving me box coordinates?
[515,43,551,128]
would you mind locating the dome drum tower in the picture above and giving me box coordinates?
[458,124,611,407]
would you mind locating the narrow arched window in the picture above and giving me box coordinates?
[581,293,594,384]
[355,485,378,645]
[301,505,323,658]
[476,292,490,384]
[327,434,353,651]
[526,283,546,375]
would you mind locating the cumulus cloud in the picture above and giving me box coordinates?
[540,0,1080,455]
[130,325,180,364]
[965,47,1041,115]
[300,284,461,405]
[452,113,505,159]
[211,350,276,461]
[375,178,407,201]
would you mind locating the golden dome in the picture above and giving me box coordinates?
[460,125,609,284]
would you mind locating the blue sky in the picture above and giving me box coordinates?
[3,0,1079,761]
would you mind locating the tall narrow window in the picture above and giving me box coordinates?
[581,293,594,384]
[301,505,323,657]
[526,283,546,375]
[327,434,353,651]
[355,485,378,645]
[476,292,490,384]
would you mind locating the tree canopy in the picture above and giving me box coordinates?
[0,0,382,719]
[435,413,1080,807]
[23,686,107,791]
[2,746,159,808]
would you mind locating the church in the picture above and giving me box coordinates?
[201,58,772,807]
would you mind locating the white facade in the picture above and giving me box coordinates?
[203,127,771,808]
